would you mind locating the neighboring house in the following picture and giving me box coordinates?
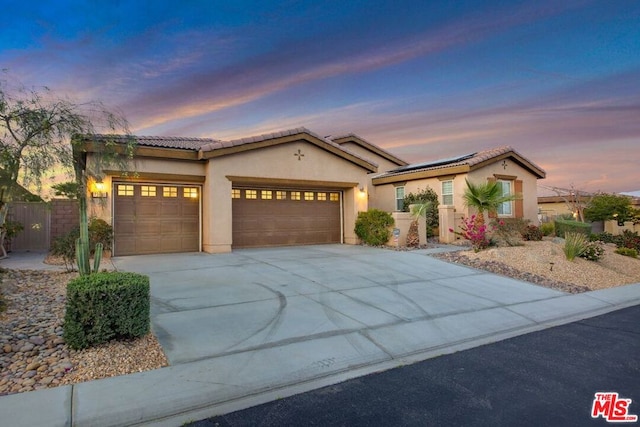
[77,130,545,255]
[538,186,640,222]
[371,146,546,224]
[537,185,593,222]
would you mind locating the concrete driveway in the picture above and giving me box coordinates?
[111,244,569,366]
[4,244,639,427]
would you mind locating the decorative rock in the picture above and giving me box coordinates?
[2,344,11,353]
[29,337,46,345]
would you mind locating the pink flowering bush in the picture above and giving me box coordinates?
[449,215,493,252]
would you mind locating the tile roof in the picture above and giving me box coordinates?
[88,134,218,150]
[199,127,378,168]
[375,145,545,179]
[331,133,408,166]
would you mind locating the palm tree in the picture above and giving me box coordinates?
[462,178,517,225]
[406,201,432,247]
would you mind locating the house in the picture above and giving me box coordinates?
[77,130,545,255]
[371,146,546,243]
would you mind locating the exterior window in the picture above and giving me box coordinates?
[245,189,257,199]
[261,190,273,200]
[141,186,156,197]
[184,187,199,199]
[441,181,453,205]
[317,192,327,201]
[330,193,339,202]
[304,192,314,201]
[231,189,241,199]
[163,187,178,198]
[395,186,405,211]
[276,191,287,200]
[497,180,513,216]
[117,184,134,196]
[291,191,301,201]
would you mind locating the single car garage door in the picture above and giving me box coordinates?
[232,188,341,248]
[113,183,200,256]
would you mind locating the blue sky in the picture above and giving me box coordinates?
[2,0,639,192]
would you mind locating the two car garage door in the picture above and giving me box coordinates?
[232,188,342,248]
[113,183,343,254]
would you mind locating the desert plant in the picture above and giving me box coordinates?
[406,201,433,247]
[354,209,394,246]
[540,222,555,236]
[522,225,543,241]
[579,241,605,261]
[462,179,518,226]
[563,232,587,261]
[402,188,439,237]
[589,232,616,244]
[50,219,113,272]
[491,218,529,246]
[615,230,640,252]
[450,215,492,252]
[615,247,638,258]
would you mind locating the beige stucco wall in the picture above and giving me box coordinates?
[338,142,403,173]
[203,141,370,253]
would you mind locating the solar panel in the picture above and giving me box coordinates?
[390,152,477,173]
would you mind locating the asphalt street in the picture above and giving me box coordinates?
[188,304,640,427]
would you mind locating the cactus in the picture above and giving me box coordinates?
[93,242,103,273]
[75,238,90,275]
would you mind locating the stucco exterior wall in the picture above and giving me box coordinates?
[372,160,543,225]
[203,141,370,253]
[371,177,462,213]
[338,142,402,173]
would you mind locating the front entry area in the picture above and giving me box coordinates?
[113,183,201,256]
[231,187,342,248]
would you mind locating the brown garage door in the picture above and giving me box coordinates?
[232,188,341,248]
[113,183,200,256]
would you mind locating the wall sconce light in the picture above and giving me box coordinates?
[91,182,108,199]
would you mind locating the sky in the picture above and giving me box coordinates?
[2,0,639,193]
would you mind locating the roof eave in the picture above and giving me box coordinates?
[199,131,377,172]
[332,134,408,166]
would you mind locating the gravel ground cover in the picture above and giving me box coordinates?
[0,269,167,396]
[1,239,638,396]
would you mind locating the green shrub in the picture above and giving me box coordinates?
[89,218,113,252]
[50,228,81,271]
[615,247,638,258]
[616,230,640,251]
[589,232,616,244]
[522,225,543,241]
[402,188,439,237]
[540,222,555,236]
[554,219,591,238]
[563,232,587,261]
[354,209,394,246]
[50,218,114,271]
[63,272,150,350]
[579,241,605,261]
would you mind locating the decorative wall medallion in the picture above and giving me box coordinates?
[294,149,305,161]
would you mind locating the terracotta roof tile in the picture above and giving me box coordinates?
[88,134,217,150]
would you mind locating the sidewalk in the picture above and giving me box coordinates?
[1,249,639,427]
